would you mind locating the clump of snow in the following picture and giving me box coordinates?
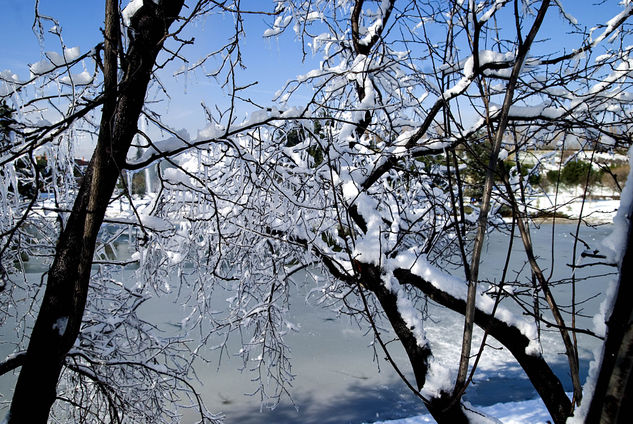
[139,215,173,232]
[61,70,93,86]
[263,26,283,37]
[350,191,387,265]
[553,0,578,25]
[29,47,82,76]
[197,123,225,141]
[357,0,392,46]
[588,3,633,49]
[353,215,382,265]
[240,109,271,127]
[264,15,292,37]
[162,167,196,190]
[478,0,510,23]
[601,146,633,263]
[595,53,613,63]
[0,70,21,96]
[122,0,144,27]
[282,107,302,118]
[420,357,454,399]
[342,180,359,201]
[64,47,81,62]
[508,104,564,120]
[396,292,428,348]
[32,48,81,69]
[443,50,515,98]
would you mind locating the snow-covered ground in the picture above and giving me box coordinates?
[372,397,553,424]
[527,188,620,224]
[36,187,621,226]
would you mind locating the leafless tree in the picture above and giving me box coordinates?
[2,1,633,423]
[181,0,630,422]
[0,1,286,422]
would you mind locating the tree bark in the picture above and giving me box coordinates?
[360,263,433,388]
[586,198,633,423]
[358,262,471,423]
[8,2,184,422]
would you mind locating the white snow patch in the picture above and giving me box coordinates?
[396,292,428,348]
[129,129,191,166]
[264,27,284,37]
[63,47,81,62]
[592,279,617,338]
[358,0,391,46]
[566,345,604,424]
[122,0,144,27]
[370,396,558,423]
[197,123,225,141]
[420,358,454,399]
[342,180,359,201]
[163,167,195,189]
[553,0,578,25]
[30,48,80,76]
[0,70,21,96]
[595,53,613,63]
[478,0,511,24]
[601,146,633,263]
[61,70,93,86]
[139,215,173,232]
[353,216,382,265]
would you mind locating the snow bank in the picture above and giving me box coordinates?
[369,396,555,424]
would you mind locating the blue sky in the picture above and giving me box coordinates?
[0,0,629,153]
[0,0,626,87]
[0,0,316,143]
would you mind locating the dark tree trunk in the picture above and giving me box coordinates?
[359,263,471,423]
[361,264,433,387]
[8,2,184,422]
[425,393,471,424]
[586,199,633,424]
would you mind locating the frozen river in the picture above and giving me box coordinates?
[185,222,613,424]
[0,223,616,423]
